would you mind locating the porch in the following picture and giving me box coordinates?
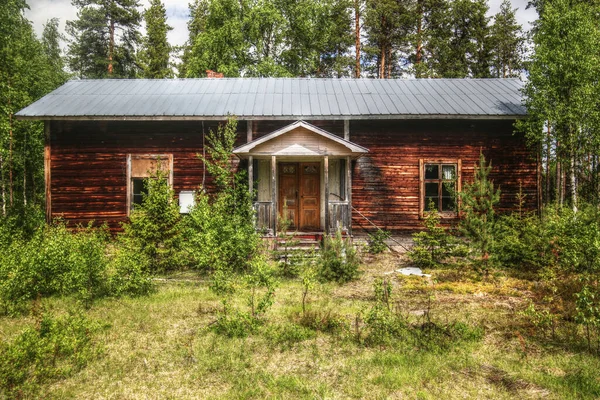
[233,121,368,237]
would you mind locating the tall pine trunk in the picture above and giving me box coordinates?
[354,0,361,78]
[108,17,115,75]
[415,0,423,76]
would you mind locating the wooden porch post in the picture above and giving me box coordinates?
[271,155,277,236]
[346,155,352,236]
[248,155,253,195]
[324,155,330,234]
[248,121,254,195]
[344,119,350,141]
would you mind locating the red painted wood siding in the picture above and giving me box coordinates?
[49,120,246,230]
[349,119,537,233]
[48,119,536,232]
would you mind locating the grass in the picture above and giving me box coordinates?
[1,253,600,399]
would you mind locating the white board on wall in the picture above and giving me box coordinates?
[179,191,195,214]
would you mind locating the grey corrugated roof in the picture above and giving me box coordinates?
[15,78,526,120]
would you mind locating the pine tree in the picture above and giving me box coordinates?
[489,0,524,78]
[362,0,415,78]
[459,153,500,273]
[42,18,69,87]
[66,0,142,78]
[140,0,173,78]
[178,0,208,77]
[317,0,355,77]
[412,0,451,78]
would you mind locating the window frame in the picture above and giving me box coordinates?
[419,159,461,218]
[126,154,173,216]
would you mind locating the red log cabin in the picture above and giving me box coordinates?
[16,78,538,235]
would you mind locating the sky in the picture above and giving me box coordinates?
[24,0,538,51]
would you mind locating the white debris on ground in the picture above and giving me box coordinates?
[395,267,431,278]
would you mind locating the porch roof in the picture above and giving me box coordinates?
[232,121,368,158]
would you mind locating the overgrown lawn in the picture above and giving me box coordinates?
[2,254,599,399]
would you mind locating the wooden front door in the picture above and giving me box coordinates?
[278,162,320,231]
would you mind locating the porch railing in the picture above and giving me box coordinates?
[328,201,350,234]
[253,201,274,235]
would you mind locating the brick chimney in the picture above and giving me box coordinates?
[206,70,224,78]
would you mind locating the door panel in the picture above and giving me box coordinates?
[299,163,320,230]
[278,163,298,229]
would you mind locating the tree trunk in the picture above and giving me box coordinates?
[108,16,115,75]
[556,139,562,206]
[379,45,385,79]
[386,48,392,78]
[545,123,550,204]
[415,0,423,76]
[379,16,386,79]
[354,0,361,78]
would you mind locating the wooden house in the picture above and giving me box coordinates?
[16,78,538,235]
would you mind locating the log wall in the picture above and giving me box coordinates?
[49,120,246,230]
[48,118,536,232]
[349,119,538,233]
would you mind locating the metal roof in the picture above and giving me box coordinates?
[15,78,526,120]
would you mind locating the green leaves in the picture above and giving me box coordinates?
[458,153,500,273]
[67,0,142,78]
[140,0,173,78]
[183,0,354,77]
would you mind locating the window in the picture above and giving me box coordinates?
[127,154,173,215]
[328,158,347,201]
[420,159,461,217]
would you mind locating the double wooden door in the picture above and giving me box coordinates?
[278,162,320,231]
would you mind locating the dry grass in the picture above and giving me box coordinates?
[2,252,600,399]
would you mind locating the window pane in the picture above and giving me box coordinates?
[132,178,147,206]
[442,165,456,180]
[425,197,439,211]
[425,182,439,197]
[442,182,455,197]
[442,197,455,212]
[425,164,439,179]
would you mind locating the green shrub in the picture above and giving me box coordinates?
[367,229,390,254]
[408,204,456,268]
[119,168,185,273]
[185,189,259,272]
[0,311,102,398]
[210,257,278,338]
[184,117,260,273]
[0,223,110,313]
[297,309,347,334]
[575,275,600,353]
[265,323,316,347]
[459,153,500,274]
[493,213,553,271]
[318,229,360,283]
[108,247,154,296]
